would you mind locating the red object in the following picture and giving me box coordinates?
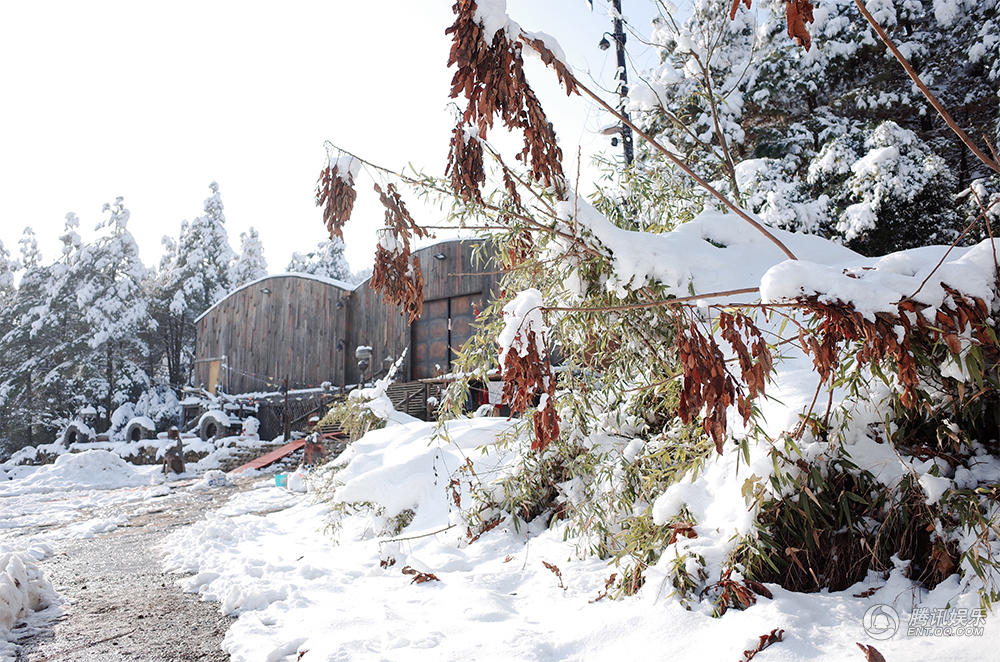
[229,439,306,474]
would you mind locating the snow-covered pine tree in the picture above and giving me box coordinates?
[174,181,235,308]
[17,227,41,271]
[0,228,72,446]
[0,239,22,452]
[71,198,153,428]
[28,214,91,419]
[286,237,354,283]
[0,240,16,304]
[231,226,268,286]
[150,182,236,387]
[629,0,993,253]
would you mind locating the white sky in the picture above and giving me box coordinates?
[0,1,658,275]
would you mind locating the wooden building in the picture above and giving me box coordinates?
[193,239,501,394]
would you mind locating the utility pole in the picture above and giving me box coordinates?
[610,0,634,166]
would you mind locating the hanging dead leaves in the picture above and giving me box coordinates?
[314,150,429,323]
[785,0,815,50]
[371,183,429,324]
[675,270,997,455]
[445,124,486,204]
[445,0,569,203]
[678,311,773,454]
[315,158,358,241]
[797,284,995,412]
[501,330,560,451]
[729,0,815,51]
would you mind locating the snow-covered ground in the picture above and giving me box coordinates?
[0,449,222,660]
[160,419,997,661]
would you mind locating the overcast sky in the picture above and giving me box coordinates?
[0,1,659,275]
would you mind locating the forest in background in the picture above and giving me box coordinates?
[0,183,363,456]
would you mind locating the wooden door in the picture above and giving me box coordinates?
[411,293,482,379]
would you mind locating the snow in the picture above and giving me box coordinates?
[0,449,229,658]
[330,154,361,185]
[126,415,156,432]
[933,0,962,26]
[761,239,1000,319]
[199,409,235,429]
[557,195,859,298]
[0,450,159,497]
[0,546,56,660]
[347,350,418,425]
[498,288,549,365]
[919,473,952,505]
[473,0,520,43]
[161,417,1000,661]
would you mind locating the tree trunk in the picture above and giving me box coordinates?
[104,344,114,431]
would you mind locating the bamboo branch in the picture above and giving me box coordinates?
[853,0,1000,174]
[543,287,759,313]
[908,195,1000,299]
[533,51,798,261]
[322,141,603,258]
[689,50,741,200]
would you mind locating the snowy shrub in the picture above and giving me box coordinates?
[807,121,961,254]
[304,0,1000,615]
[317,352,409,441]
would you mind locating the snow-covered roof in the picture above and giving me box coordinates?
[194,272,358,323]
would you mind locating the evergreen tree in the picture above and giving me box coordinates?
[630,0,995,254]
[150,182,236,387]
[29,214,90,419]
[0,240,16,304]
[286,237,353,282]
[17,227,40,271]
[72,198,153,428]
[0,240,19,455]
[0,229,65,446]
[231,227,268,286]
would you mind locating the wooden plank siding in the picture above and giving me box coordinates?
[194,240,501,395]
[195,275,351,393]
[345,240,502,385]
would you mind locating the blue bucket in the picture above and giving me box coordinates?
[274,473,288,488]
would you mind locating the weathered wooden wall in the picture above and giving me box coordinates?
[345,240,501,384]
[195,275,351,393]
[194,240,501,394]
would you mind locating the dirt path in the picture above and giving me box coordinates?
[13,479,259,662]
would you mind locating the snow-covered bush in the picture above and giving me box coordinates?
[316,352,410,441]
[308,0,1000,613]
[807,120,960,254]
